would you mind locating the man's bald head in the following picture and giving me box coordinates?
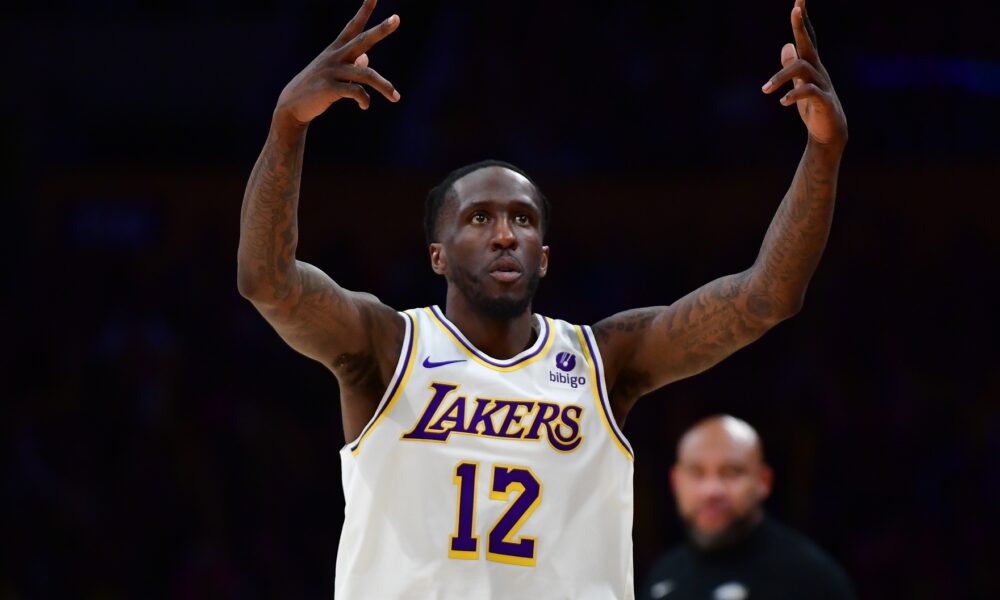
[676,415,765,466]
[670,415,773,551]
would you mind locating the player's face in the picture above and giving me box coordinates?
[670,430,772,546]
[431,167,549,319]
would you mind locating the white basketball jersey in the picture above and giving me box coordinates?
[336,306,634,599]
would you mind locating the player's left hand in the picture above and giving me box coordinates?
[761,0,847,147]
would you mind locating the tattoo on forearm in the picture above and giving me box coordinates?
[238,125,307,299]
[752,142,839,313]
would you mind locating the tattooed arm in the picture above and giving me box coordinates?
[237,1,403,437]
[594,0,847,421]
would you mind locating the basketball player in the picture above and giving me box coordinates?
[236,0,847,597]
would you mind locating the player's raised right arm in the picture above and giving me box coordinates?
[236,1,401,373]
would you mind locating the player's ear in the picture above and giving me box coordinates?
[669,465,680,494]
[429,242,446,275]
[539,245,550,278]
[757,464,774,500]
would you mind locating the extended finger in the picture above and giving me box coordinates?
[791,0,819,64]
[761,58,825,94]
[780,42,797,69]
[331,0,378,50]
[332,65,400,102]
[330,81,372,110]
[340,14,399,60]
[779,82,826,106]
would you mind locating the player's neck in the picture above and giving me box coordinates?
[443,295,537,360]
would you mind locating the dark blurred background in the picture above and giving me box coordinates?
[4,0,999,597]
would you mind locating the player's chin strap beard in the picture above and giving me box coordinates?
[450,266,541,322]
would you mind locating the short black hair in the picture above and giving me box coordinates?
[424,159,551,244]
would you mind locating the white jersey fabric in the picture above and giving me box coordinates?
[336,305,634,599]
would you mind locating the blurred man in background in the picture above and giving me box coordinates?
[640,415,855,600]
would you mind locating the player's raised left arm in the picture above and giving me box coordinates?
[594,0,847,417]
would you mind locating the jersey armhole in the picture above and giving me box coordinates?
[344,310,417,455]
[578,325,635,461]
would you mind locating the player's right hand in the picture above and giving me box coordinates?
[275,0,400,125]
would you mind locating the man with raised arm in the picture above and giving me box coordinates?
[236,0,847,597]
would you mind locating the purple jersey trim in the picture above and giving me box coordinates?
[349,311,415,453]
[581,325,634,459]
[429,305,550,368]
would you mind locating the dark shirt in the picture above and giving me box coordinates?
[639,516,856,600]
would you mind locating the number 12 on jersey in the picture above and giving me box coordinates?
[449,461,542,567]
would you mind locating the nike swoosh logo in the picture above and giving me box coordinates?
[422,357,467,369]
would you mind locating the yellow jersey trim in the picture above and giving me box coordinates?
[350,311,418,456]
[576,325,634,462]
[425,307,554,372]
